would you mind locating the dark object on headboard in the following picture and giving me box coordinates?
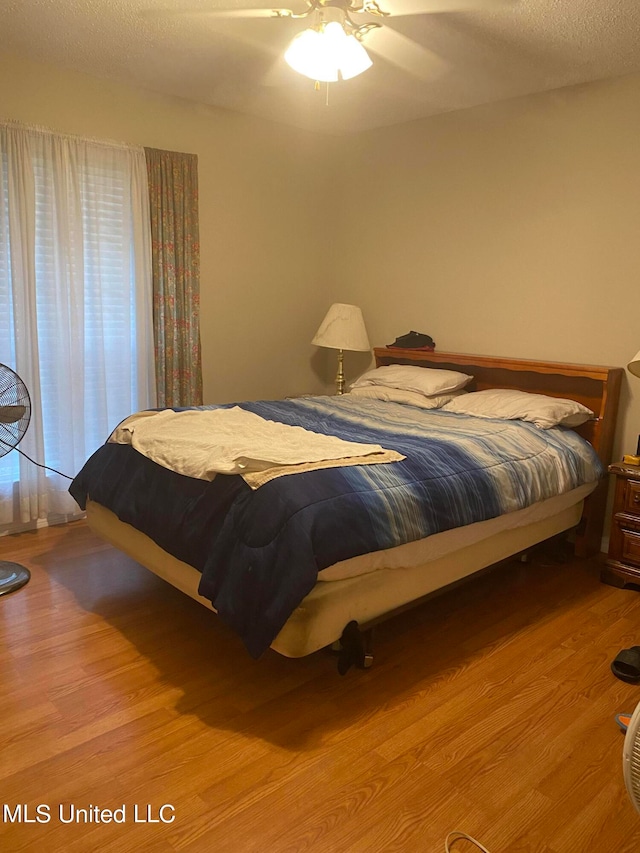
[387,331,435,350]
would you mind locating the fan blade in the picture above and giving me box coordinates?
[0,406,25,425]
[202,8,283,16]
[365,25,447,80]
[141,5,291,19]
[261,56,296,86]
[379,0,512,16]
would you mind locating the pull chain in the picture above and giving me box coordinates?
[313,80,330,106]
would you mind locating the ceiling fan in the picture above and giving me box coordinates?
[276,0,388,81]
[149,0,507,86]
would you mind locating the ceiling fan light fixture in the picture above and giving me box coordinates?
[284,17,372,82]
[285,27,339,82]
[336,30,372,79]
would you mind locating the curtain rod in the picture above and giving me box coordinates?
[0,119,144,153]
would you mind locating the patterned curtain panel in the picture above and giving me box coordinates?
[145,147,202,407]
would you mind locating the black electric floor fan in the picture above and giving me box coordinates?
[0,363,32,595]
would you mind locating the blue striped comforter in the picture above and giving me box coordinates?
[70,395,602,657]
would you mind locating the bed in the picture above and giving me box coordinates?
[70,348,622,666]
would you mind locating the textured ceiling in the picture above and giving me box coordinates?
[1,0,640,134]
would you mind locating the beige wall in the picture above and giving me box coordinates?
[0,51,336,403]
[2,50,639,466]
[337,74,640,462]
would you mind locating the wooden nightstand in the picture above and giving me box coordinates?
[603,461,640,588]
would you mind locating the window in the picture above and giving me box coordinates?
[0,125,155,532]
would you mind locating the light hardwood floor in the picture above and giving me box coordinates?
[2,521,640,852]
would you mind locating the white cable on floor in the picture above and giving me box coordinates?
[445,830,492,852]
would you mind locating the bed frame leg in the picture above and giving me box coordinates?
[574,479,608,558]
[336,621,374,675]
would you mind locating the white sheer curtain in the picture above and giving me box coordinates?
[0,123,156,533]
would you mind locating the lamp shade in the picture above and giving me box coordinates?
[285,21,372,82]
[629,350,640,378]
[335,31,372,80]
[312,303,370,352]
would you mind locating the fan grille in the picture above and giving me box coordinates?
[623,703,640,813]
[0,364,31,458]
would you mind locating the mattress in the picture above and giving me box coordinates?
[86,484,591,657]
[318,481,596,581]
[71,395,603,657]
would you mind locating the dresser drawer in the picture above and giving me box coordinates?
[604,463,640,588]
[622,529,640,568]
[625,480,640,515]
[612,521,640,569]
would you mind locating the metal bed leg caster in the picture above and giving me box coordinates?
[336,621,374,675]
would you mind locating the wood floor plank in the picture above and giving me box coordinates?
[2,522,640,852]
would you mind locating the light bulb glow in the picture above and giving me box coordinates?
[284,21,372,82]
[285,28,338,82]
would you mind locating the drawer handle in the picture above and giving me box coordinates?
[634,494,640,505]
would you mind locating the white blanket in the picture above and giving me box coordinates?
[110,407,404,486]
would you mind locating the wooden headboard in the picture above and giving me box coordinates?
[374,348,623,557]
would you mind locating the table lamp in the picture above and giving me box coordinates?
[312,303,370,394]
[626,349,640,465]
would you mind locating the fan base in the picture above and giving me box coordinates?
[0,561,31,595]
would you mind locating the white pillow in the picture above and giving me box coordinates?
[351,365,473,397]
[349,385,465,410]
[441,389,594,429]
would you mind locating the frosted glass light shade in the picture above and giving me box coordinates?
[285,28,339,82]
[312,303,370,352]
[285,22,372,82]
[334,29,372,80]
[629,350,640,378]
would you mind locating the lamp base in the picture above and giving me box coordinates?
[0,561,31,596]
[335,348,345,395]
